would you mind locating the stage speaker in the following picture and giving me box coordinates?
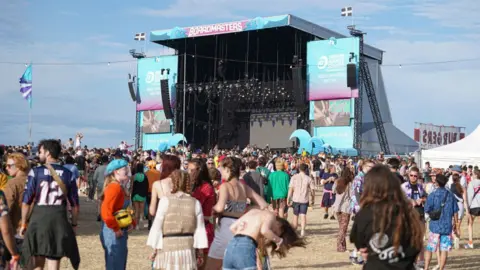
[347,63,357,89]
[161,79,173,119]
[127,82,136,102]
[292,67,305,107]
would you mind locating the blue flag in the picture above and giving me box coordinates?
[19,64,32,108]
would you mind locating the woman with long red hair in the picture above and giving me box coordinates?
[350,164,424,269]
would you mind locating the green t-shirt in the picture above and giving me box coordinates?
[267,171,290,200]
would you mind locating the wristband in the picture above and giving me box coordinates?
[72,224,78,227]
[12,254,20,262]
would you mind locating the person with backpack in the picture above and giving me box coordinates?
[465,169,480,249]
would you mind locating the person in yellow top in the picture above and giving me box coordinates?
[214,156,219,168]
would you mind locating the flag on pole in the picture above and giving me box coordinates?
[341,6,353,17]
[19,64,32,108]
[134,32,146,41]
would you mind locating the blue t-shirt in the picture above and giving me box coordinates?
[23,163,79,207]
[424,188,458,235]
[63,164,79,182]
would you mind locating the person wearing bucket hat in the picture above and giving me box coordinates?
[100,159,135,270]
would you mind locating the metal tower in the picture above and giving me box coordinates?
[349,26,390,154]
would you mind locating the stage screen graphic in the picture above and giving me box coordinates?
[309,99,352,127]
[142,133,172,150]
[136,55,178,111]
[141,110,172,134]
[307,37,359,100]
[313,125,354,149]
[249,113,297,149]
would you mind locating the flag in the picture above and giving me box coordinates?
[19,64,32,108]
[341,6,353,17]
[134,32,146,41]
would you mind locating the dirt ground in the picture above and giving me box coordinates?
[62,194,480,270]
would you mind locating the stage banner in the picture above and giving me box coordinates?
[136,55,178,111]
[307,37,359,100]
[142,133,172,150]
[309,99,352,127]
[140,110,172,134]
[313,125,354,149]
[150,15,289,41]
[413,123,465,149]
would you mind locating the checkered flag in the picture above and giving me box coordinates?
[134,32,146,41]
[341,6,353,17]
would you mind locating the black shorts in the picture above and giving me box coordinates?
[292,202,309,215]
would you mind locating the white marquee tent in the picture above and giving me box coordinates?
[421,124,480,168]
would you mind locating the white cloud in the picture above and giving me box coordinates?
[412,0,480,29]
[139,0,395,19]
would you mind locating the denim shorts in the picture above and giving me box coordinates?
[292,202,309,215]
[223,235,258,270]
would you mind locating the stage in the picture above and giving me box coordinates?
[134,14,418,155]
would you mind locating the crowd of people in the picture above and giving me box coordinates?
[0,140,479,270]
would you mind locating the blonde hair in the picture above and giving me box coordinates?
[275,159,285,171]
[99,174,117,201]
[7,153,29,173]
[170,169,192,194]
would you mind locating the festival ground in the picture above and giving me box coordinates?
[65,193,480,270]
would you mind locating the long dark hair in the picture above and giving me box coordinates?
[360,165,424,253]
[335,166,354,194]
[189,158,212,191]
[263,217,307,258]
[452,174,463,195]
[159,155,181,180]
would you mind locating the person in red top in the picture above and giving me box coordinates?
[100,159,135,270]
[188,159,216,269]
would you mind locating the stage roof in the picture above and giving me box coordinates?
[150,14,383,61]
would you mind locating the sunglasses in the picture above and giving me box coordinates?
[207,162,213,165]
[409,174,418,178]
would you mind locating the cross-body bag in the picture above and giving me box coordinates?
[469,187,480,216]
[428,190,448,221]
[44,163,68,197]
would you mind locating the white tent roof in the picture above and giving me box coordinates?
[421,124,480,168]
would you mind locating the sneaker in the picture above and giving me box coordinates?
[432,265,440,270]
[350,257,364,266]
[300,229,305,237]
[414,264,424,270]
[464,243,474,249]
[323,213,329,219]
[330,215,336,220]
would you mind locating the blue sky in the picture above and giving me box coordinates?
[0,0,479,147]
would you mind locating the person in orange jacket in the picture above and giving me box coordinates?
[100,159,135,270]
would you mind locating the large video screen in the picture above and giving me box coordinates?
[310,99,352,127]
[307,37,359,100]
[136,55,178,111]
